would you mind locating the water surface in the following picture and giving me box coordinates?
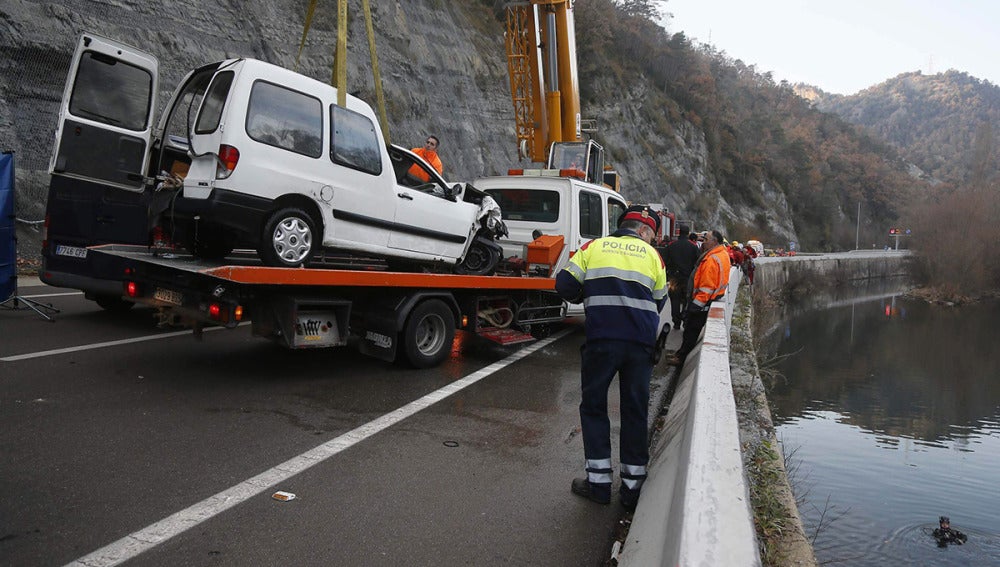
[768,296,1000,566]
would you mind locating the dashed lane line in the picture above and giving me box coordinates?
[65,327,574,567]
[0,324,246,362]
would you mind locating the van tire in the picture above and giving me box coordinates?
[259,207,318,267]
[398,299,455,368]
[455,240,500,276]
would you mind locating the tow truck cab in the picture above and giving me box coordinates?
[474,175,628,274]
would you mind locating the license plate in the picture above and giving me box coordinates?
[55,244,88,259]
[153,287,183,305]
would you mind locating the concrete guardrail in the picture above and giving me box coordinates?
[620,267,760,566]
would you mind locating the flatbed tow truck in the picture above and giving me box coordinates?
[89,244,566,369]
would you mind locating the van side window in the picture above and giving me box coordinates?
[608,199,626,234]
[579,192,602,239]
[195,71,234,134]
[484,189,560,222]
[330,105,382,176]
[246,81,323,158]
[69,51,152,131]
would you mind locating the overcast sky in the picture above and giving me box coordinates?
[657,0,999,95]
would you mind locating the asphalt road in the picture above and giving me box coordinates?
[1,280,680,567]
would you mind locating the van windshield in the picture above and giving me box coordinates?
[69,51,152,131]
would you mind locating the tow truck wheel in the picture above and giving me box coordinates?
[455,240,500,276]
[260,207,317,267]
[399,299,455,368]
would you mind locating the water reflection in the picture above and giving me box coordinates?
[769,296,1000,444]
[765,296,1000,566]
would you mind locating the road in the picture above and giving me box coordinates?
[1,280,679,566]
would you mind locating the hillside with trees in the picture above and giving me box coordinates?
[806,70,1000,188]
[5,0,985,259]
[566,0,925,250]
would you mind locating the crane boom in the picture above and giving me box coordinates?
[505,1,581,163]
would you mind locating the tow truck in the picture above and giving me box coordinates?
[89,243,566,369]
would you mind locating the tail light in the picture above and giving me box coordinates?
[208,303,222,320]
[126,281,140,298]
[216,145,240,179]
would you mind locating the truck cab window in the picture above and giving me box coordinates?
[607,200,627,233]
[578,192,602,239]
[330,105,382,176]
[69,51,152,131]
[246,80,323,158]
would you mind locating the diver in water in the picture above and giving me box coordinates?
[933,516,967,547]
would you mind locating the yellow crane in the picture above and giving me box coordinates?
[505,1,617,189]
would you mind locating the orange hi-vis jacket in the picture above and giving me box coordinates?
[690,244,731,309]
[409,147,443,182]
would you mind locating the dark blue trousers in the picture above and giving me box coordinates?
[580,339,653,490]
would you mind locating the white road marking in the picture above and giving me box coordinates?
[65,327,574,567]
[20,291,83,299]
[1,324,246,362]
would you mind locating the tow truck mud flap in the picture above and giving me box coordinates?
[252,295,351,349]
[356,312,398,362]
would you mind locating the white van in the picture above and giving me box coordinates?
[44,33,506,294]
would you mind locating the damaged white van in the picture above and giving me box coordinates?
[44,33,506,297]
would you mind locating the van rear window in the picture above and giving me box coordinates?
[246,81,323,158]
[485,189,560,222]
[195,71,234,134]
[69,51,152,131]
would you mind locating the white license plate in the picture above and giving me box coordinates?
[55,244,88,259]
[153,287,183,305]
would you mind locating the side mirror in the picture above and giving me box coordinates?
[448,183,463,198]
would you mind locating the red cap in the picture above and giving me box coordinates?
[622,208,658,232]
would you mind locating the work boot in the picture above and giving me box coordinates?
[620,486,641,511]
[571,477,611,505]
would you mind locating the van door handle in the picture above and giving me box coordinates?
[397,193,413,200]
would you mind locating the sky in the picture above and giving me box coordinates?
[657,0,999,95]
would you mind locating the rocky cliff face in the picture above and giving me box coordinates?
[1,0,796,258]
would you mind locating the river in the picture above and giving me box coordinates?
[766,295,1000,566]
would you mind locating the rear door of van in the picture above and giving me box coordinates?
[42,33,158,300]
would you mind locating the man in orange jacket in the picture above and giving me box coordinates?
[409,135,443,182]
[666,229,731,366]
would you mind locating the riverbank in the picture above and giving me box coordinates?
[731,286,816,566]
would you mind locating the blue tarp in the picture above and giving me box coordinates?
[0,152,15,301]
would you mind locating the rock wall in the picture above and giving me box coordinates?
[1,0,799,260]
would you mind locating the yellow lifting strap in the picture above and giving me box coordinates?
[294,0,391,144]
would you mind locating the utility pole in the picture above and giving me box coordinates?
[855,201,861,250]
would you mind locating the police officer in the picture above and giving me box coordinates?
[555,205,668,510]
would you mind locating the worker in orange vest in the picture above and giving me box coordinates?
[666,229,731,367]
[409,135,443,182]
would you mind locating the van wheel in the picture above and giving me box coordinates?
[455,240,500,276]
[398,299,455,368]
[95,295,134,313]
[259,207,317,267]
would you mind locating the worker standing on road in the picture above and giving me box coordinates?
[666,229,731,367]
[555,205,668,510]
[663,232,700,330]
[409,135,443,182]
